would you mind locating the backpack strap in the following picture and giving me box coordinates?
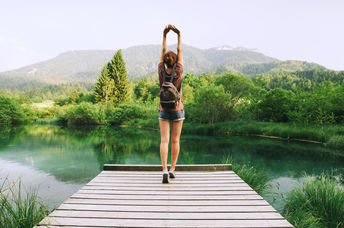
[169,68,176,82]
[162,65,176,83]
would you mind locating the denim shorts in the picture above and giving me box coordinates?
[159,110,185,121]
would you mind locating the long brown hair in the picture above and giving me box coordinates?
[163,51,178,68]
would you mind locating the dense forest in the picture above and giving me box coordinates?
[1,66,344,124]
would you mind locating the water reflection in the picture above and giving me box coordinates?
[0,124,343,210]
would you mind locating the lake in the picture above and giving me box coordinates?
[0,124,343,213]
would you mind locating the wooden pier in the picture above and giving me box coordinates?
[36,164,293,227]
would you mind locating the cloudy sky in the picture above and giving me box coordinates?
[0,0,343,72]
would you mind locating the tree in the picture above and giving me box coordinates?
[214,73,254,107]
[94,49,129,105]
[189,84,231,124]
[69,90,79,104]
[94,64,114,105]
[109,49,129,105]
[0,95,26,124]
[258,88,294,122]
[133,77,159,103]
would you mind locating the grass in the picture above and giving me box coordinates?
[34,100,344,149]
[0,178,50,228]
[119,118,344,150]
[221,156,269,195]
[283,174,344,228]
[182,121,344,149]
[327,135,344,149]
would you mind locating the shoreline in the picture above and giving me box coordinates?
[121,120,344,149]
[2,119,343,149]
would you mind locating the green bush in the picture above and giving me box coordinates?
[283,174,344,228]
[133,78,159,103]
[188,84,231,124]
[60,102,106,125]
[288,82,344,125]
[0,95,26,124]
[327,135,344,149]
[106,103,156,125]
[77,93,95,103]
[258,88,294,122]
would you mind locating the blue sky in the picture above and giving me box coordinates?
[0,0,343,71]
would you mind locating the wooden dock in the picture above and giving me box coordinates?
[36,164,293,227]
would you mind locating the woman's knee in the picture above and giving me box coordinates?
[161,137,169,144]
[171,137,179,144]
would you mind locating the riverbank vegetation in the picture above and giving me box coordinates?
[223,154,344,227]
[283,173,344,228]
[222,156,269,195]
[0,179,50,228]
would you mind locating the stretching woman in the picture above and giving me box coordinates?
[158,24,184,183]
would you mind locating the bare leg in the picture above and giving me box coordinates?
[159,120,170,171]
[171,120,183,170]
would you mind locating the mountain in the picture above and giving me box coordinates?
[0,44,325,91]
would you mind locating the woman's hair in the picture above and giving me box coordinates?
[164,51,178,68]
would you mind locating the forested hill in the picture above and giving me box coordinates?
[0,44,325,91]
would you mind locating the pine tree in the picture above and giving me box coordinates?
[94,63,114,105]
[69,90,79,104]
[109,49,129,104]
[94,50,129,106]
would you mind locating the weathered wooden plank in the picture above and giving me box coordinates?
[89,179,243,184]
[97,174,238,178]
[98,174,238,179]
[93,177,243,181]
[39,217,293,227]
[50,210,285,220]
[101,171,235,174]
[85,182,249,190]
[104,164,232,171]
[65,198,269,206]
[71,193,264,200]
[81,185,253,191]
[88,181,246,186]
[57,204,277,212]
[77,189,258,195]
[98,171,236,176]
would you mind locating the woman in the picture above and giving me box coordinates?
[158,24,184,183]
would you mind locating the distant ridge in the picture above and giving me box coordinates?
[0,44,325,91]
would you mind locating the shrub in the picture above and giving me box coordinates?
[258,88,294,122]
[283,174,344,228]
[188,84,231,124]
[327,135,344,149]
[106,103,156,125]
[60,102,106,125]
[0,95,26,124]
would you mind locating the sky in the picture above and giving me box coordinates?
[0,0,343,72]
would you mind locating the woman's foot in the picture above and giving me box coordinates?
[162,170,169,183]
[169,169,176,178]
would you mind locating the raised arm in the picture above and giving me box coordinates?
[160,25,171,63]
[171,25,183,64]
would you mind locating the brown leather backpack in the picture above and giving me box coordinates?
[160,67,180,110]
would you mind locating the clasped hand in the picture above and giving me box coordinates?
[163,24,180,36]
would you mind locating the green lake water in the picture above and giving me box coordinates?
[0,124,343,213]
